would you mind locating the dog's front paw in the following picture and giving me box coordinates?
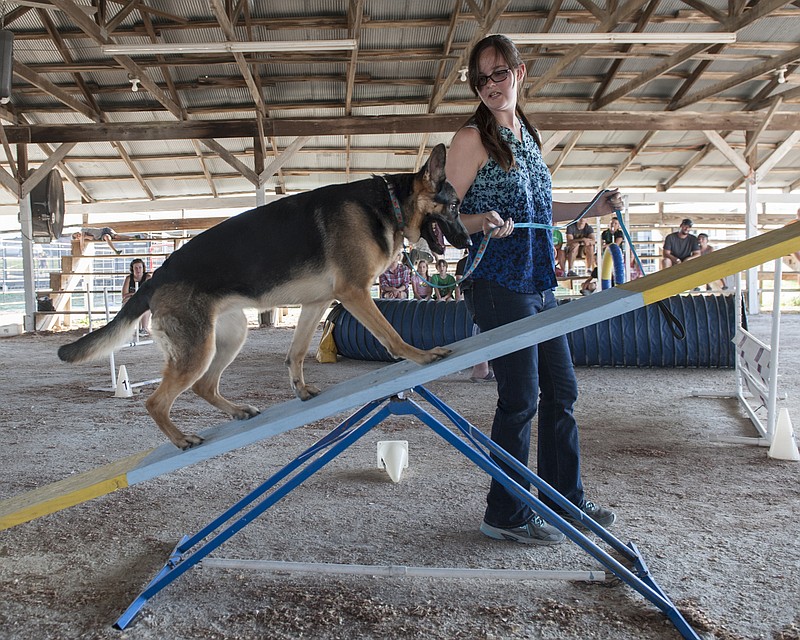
[232,404,260,419]
[417,346,451,363]
[176,433,204,450]
[296,384,321,401]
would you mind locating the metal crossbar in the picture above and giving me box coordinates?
[115,386,701,639]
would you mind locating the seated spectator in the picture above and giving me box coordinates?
[379,253,411,299]
[698,233,729,290]
[410,259,433,300]
[430,259,457,301]
[601,217,624,248]
[580,267,598,296]
[662,218,700,269]
[552,228,566,276]
[122,258,152,336]
[565,218,596,276]
[72,227,138,255]
[629,255,643,280]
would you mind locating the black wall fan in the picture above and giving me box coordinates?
[27,169,65,243]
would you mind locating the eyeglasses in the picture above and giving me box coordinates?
[476,67,512,89]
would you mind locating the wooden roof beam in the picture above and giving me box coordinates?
[48,0,185,120]
[209,0,265,116]
[595,0,798,110]
[670,44,800,111]
[4,111,800,145]
[428,0,513,112]
[525,0,650,99]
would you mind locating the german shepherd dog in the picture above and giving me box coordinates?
[58,144,470,450]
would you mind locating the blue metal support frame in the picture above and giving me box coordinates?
[115,386,700,639]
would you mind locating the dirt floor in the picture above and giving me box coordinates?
[1,308,799,640]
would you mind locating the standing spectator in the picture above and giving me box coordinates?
[456,250,493,381]
[410,259,433,300]
[122,258,152,336]
[565,218,595,276]
[454,250,469,301]
[662,218,700,269]
[446,34,619,545]
[379,253,411,299]
[430,259,457,301]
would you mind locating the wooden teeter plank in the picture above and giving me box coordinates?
[0,450,154,530]
[2,223,799,531]
[619,222,800,304]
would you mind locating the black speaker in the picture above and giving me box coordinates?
[0,30,12,104]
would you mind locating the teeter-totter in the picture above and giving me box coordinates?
[2,223,799,638]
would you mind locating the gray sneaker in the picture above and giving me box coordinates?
[561,500,616,529]
[480,515,565,545]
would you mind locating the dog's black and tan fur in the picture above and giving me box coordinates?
[58,144,470,449]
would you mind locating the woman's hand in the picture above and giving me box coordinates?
[483,210,514,238]
[595,189,624,216]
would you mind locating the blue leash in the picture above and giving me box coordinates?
[405,189,611,288]
[403,191,686,339]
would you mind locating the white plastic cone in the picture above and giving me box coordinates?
[377,440,408,483]
[769,408,800,461]
[115,365,133,398]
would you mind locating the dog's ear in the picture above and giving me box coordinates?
[423,144,447,186]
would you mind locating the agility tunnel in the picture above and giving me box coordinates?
[330,294,736,368]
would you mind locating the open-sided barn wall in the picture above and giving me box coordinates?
[0,1,798,217]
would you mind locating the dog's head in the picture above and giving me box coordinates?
[409,144,471,254]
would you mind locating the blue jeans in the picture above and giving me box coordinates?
[465,280,584,528]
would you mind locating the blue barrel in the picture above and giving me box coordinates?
[330,294,735,368]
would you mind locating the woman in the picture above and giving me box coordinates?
[446,35,622,545]
[122,258,152,336]
[410,259,433,300]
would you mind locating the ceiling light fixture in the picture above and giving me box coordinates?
[776,66,787,84]
[128,75,140,92]
[506,32,736,45]
[458,67,468,82]
[101,39,358,55]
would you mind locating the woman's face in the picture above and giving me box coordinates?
[475,47,524,114]
[132,262,144,278]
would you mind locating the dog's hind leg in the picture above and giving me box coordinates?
[145,317,217,450]
[191,308,259,419]
[338,289,450,364]
[286,301,331,400]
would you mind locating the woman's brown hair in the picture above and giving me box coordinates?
[465,34,540,172]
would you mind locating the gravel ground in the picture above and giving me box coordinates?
[1,309,799,640]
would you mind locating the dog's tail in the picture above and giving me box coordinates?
[58,282,153,363]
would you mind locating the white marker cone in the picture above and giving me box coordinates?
[115,365,133,398]
[377,440,408,483]
[768,408,799,461]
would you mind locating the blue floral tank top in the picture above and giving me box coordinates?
[459,122,556,294]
